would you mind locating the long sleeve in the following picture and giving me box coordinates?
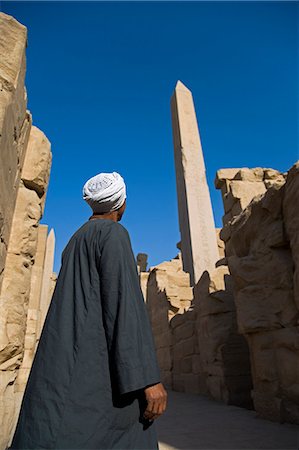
[98,222,161,395]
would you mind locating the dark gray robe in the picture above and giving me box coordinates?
[10,219,161,450]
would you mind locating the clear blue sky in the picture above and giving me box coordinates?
[2,1,298,273]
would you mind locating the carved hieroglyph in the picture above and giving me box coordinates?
[171,81,219,285]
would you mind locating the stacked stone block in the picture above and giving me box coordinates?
[136,252,150,302]
[194,266,253,408]
[224,163,299,423]
[215,167,286,250]
[146,255,193,389]
[0,13,56,449]
[0,13,31,293]
[171,311,205,395]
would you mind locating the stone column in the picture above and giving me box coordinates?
[15,225,48,395]
[37,228,55,341]
[137,253,148,273]
[171,81,219,286]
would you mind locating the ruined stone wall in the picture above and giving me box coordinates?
[147,166,299,421]
[0,13,31,292]
[146,255,193,389]
[194,265,253,408]
[222,163,299,424]
[215,167,286,251]
[146,226,253,407]
[0,13,55,449]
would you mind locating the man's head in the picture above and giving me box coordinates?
[83,172,127,221]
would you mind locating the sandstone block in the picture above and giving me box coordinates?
[21,126,52,197]
[234,168,264,182]
[234,285,297,334]
[181,356,193,373]
[223,192,236,213]
[231,201,243,217]
[219,224,231,243]
[206,375,229,403]
[283,162,299,310]
[264,168,284,180]
[139,272,149,301]
[136,253,148,273]
[222,211,233,226]
[215,168,240,189]
[0,12,29,297]
[156,347,172,371]
[173,336,197,361]
[192,354,202,374]
[173,321,194,341]
[229,180,266,207]
[0,369,18,450]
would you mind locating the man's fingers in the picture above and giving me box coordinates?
[143,382,168,420]
[143,400,155,419]
[143,397,166,421]
[157,399,166,416]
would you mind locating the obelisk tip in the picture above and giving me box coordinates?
[175,80,191,93]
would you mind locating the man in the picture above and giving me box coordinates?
[11,172,167,450]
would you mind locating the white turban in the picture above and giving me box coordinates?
[82,172,126,214]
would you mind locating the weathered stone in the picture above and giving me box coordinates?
[37,229,55,340]
[147,256,193,321]
[21,126,52,198]
[0,370,18,450]
[224,163,299,423]
[234,168,264,182]
[180,356,193,373]
[194,264,253,408]
[216,228,225,258]
[223,191,236,213]
[283,162,299,310]
[156,347,172,371]
[222,211,233,227]
[27,225,48,310]
[139,272,149,301]
[248,327,299,423]
[229,180,266,209]
[171,81,219,285]
[0,13,55,449]
[219,224,231,243]
[264,168,285,180]
[172,321,194,341]
[0,12,29,296]
[215,168,240,189]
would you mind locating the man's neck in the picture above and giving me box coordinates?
[89,212,118,222]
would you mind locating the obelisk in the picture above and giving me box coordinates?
[171,80,219,286]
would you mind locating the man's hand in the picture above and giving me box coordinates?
[143,383,167,421]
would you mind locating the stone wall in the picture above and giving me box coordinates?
[147,166,299,422]
[146,223,253,407]
[215,167,286,252]
[194,265,253,408]
[0,13,56,449]
[146,255,193,389]
[0,13,31,293]
[223,163,299,423]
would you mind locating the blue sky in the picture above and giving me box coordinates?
[1,1,298,273]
